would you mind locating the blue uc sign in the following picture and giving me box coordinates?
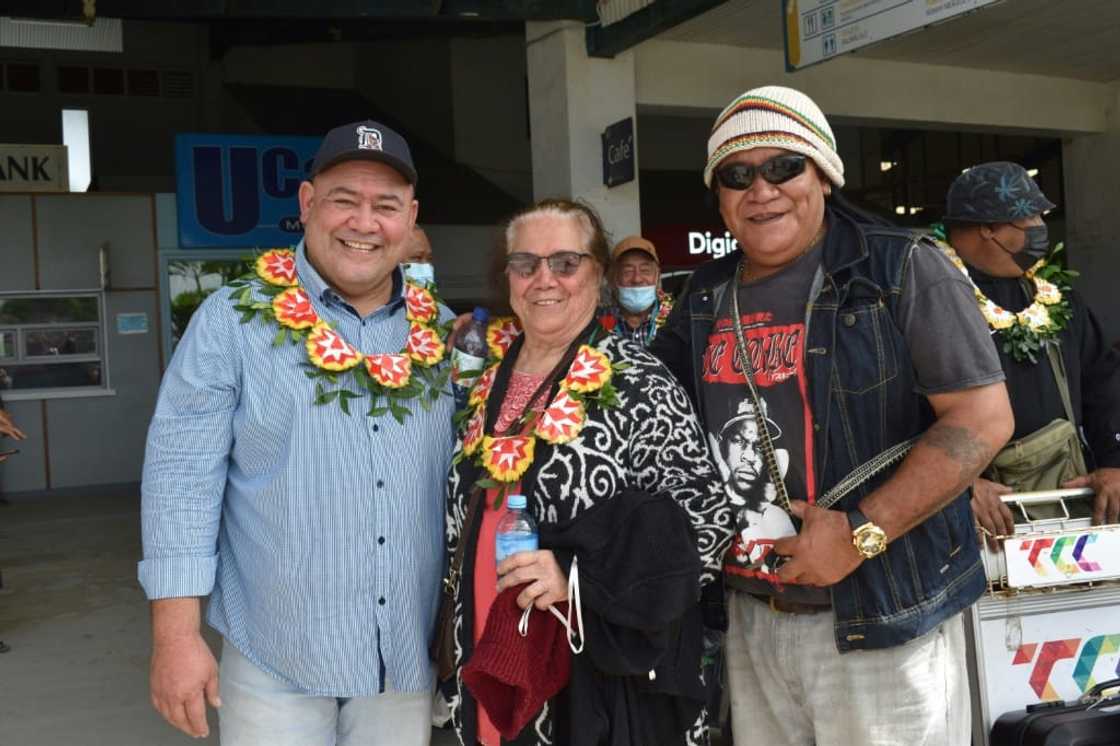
[174,134,321,248]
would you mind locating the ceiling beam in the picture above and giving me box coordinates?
[586,0,726,59]
[0,0,594,22]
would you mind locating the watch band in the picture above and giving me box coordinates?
[847,507,871,531]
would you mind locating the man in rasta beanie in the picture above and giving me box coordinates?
[651,85,1014,745]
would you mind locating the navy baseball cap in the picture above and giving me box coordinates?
[943,161,1054,224]
[309,120,417,185]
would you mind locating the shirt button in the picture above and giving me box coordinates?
[813,423,821,432]
[378,597,386,606]
[372,424,379,433]
[378,536,385,545]
[376,479,384,488]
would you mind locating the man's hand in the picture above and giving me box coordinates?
[150,632,220,738]
[772,501,862,587]
[0,410,25,441]
[496,550,568,611]
[971,478,1015,550]
[150,598,220,738]
[1064,467,1120,525]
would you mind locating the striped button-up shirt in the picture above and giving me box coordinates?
[139,242,455,696]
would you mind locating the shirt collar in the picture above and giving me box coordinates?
[295,240,405,318]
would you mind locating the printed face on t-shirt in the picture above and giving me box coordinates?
[721,417,763,499]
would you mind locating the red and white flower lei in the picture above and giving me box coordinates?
[458,320,618,492]
[233,248,451,422]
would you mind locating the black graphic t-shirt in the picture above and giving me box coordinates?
[700,236,1006,603]
[701,242,829,604]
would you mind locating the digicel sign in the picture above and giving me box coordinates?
[642,224,740,269]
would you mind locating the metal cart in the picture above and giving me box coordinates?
[964,487,1120,746]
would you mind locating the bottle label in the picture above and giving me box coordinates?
[451,348,487,386]
[496,532,538,564]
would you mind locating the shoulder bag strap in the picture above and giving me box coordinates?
[729,266,793,513]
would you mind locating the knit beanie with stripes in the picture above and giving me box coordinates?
[704,85,844,189]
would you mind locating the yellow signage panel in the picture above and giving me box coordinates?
[784,0,1002,71]
[0,144,69,192]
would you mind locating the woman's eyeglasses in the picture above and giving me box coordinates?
[506,251,593,278]
[714,154,808,190]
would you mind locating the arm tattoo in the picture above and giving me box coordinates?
[922,422,991,484]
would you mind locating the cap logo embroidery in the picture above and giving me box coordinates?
[356,125,383,151]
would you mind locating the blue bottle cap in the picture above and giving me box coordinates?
[507,494,527,509]
[472,307,490,322]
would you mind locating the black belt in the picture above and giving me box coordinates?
[749,592,831,615]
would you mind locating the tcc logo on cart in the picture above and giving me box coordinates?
[1011,634,1120,700]
[1005,530,1120,588]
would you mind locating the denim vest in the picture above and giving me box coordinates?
[652,208,985,651]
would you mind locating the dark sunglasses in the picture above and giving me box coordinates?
[714,154,808,190]
[506,251,593,278]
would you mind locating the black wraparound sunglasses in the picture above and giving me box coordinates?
[714,154,808,190]
[506,251,593,278]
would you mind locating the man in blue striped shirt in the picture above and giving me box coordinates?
[140,121,455,745]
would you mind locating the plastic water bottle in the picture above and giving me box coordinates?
[451,306,489,407]
[495,494,538,564]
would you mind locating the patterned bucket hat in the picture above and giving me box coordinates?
[943,161,1054,223]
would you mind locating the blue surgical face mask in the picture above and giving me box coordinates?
[618,285,658,313]
[402,262,435,286]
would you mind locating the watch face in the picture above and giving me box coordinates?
[855,525,887,557]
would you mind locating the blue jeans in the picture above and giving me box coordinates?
[218,642,432,746]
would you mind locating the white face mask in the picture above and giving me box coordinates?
[617,285,657,313]
[401,262,435,286]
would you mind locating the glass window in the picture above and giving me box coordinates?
[167,258,253,351]
[0,330,15,361]
[24,328,99,358]
[0,292,108,396]
[0,296,99,324]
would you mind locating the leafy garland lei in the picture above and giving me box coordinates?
[929,224,1078,364]
[453,319,625,507]
[228,248,453,423]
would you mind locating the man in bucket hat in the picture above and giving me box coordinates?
[938,162,1120,538]
[140,120,455,745]
[651,85,1014,744]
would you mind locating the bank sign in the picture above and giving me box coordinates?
[0,144,69,193]
[174,134,320,248]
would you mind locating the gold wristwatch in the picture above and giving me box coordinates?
[847,508,887,559]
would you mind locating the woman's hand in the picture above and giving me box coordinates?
[445,313,473,351]
[496,550,568,611]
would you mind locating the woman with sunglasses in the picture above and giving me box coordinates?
[438,198,733,746]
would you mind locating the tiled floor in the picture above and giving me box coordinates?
[0,487,458,745]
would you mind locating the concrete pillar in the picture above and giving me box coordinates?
[525,21,641,240]
[1063,83,1120,342]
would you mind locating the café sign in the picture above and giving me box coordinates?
[601,117,635,188]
